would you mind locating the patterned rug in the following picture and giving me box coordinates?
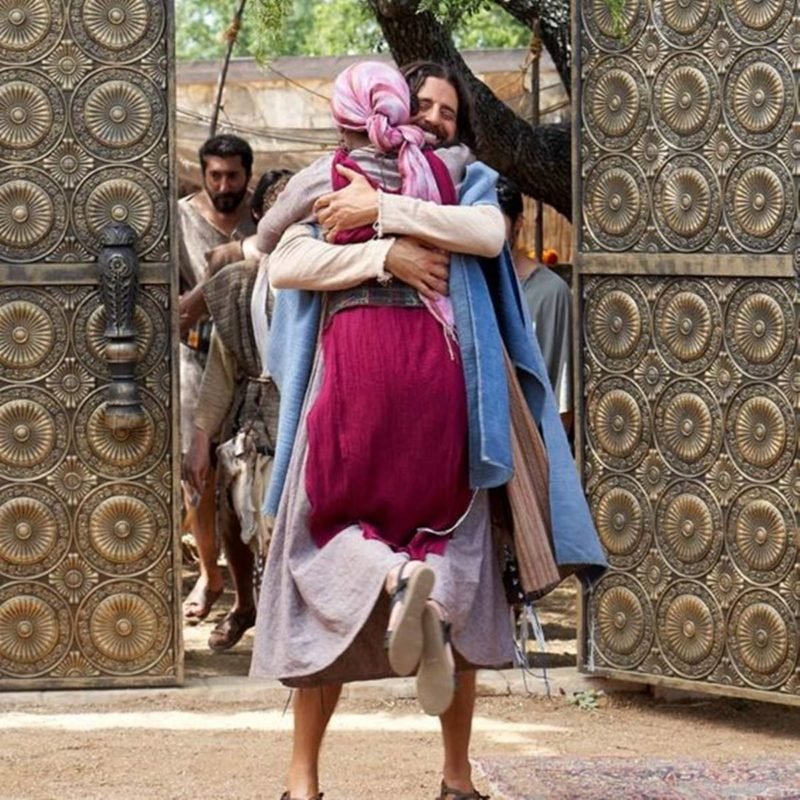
[475,757,800,799]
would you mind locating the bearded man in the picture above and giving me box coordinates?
[178,134,256,624]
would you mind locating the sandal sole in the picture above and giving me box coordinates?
[417,604,455,716]
[387,564,435,676]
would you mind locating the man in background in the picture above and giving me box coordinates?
[178,134,256,623]
[497,176,573,433]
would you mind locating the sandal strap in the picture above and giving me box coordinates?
[438,782,489,800]
[279,793,323,800]
[384,561,414,648]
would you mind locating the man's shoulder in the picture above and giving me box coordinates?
[526,267,571,302]
[178,194,201,221]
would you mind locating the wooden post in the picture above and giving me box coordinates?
[209,0,249,137]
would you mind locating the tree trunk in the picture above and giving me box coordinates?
[367,0,572,219]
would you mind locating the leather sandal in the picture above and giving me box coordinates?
[417,603,455,716]
[279,794,323,800]
[384,561,435,676]
[207,607,256,651]
[436,781,489,800]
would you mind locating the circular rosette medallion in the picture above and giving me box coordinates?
[656,580,724,678]
[73,388,167,480]
[584,57,650,151]
[654,380,722,476]
[723,50,793,150]
[590,572,654,669]
[0,68,65,161]
[653,54,720,150]
[724,153,793,252]
[653,0,720,48]
[71,68,165,162]
[727,589,797,688]
[725,281,795,379]
[70,0,165,64]
[587,376,651,471]
[76,483,169,576]
[72,288,167,380]
[584,155,649,251]
[655,480,723,577]
[0,287,67,382]
[584,278,649,371]
[590,475,653,569]
[582,0,648,52]
[725,383,795,481]
[0,166,67,262]
[653,279,722,373]
[0,582,71,677]
[0,0,64,65]
[727,487,795,585]
[76,580,170,675]
[0,484,69,580]
[652,155,720,251]
[0,385,68,481]
[72,165,166,256]
[724,0,793,44]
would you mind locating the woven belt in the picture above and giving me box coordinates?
[326,280,423,322]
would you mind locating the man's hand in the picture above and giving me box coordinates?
[385,237,450,300]
[179,285,209,337]
[183,429,212,495]
[314,165,378,240]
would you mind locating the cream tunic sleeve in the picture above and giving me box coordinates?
[269,224,394,291]
[376,193,505,257]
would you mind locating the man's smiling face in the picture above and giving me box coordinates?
[410,76,459,146]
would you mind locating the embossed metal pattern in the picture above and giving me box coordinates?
[580,0,800,704]
[0,284,176,687]
[579,0,797,257]
[0,0,176,690]
[0,0,169,265]
[582,276,800,701]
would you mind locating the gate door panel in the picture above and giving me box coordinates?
[576,0,800,703]
[0,1,181,689]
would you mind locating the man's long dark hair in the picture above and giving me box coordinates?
[401,61,477,149]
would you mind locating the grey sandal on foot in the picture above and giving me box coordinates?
[417,603,455,716]
[385,561,435,676]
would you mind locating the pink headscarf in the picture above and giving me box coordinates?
[331,61,442,204]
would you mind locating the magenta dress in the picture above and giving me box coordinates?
[304,150,473,561]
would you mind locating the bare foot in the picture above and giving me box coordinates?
[183,578,224,624]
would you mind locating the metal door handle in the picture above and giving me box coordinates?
[97,223,147,431]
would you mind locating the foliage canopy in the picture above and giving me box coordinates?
[175,0,528,61]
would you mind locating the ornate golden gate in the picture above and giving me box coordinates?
[577,0,800,703]
[0,1,181,688]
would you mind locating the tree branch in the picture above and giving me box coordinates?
[490,0,571,91]
[366,0,572,218]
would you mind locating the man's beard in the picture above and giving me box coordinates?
[209,188,247,213]
[415,120,456,148]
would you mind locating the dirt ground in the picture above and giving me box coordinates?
[3,571,798,799]
[2,689,800,800]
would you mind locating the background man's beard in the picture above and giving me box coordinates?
[210,190,246,213]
